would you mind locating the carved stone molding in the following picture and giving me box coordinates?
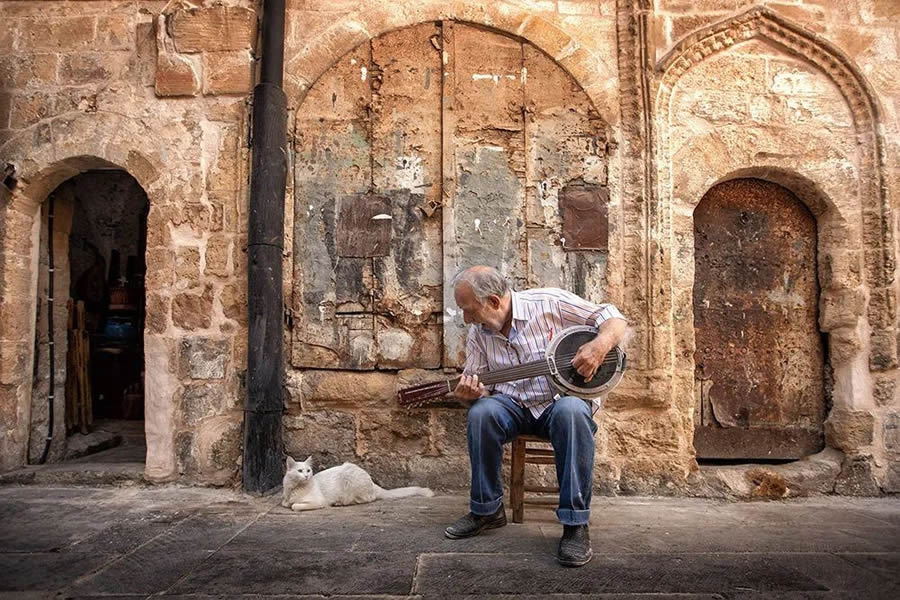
[656,7,890,287]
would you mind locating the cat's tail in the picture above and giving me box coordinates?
[374,485,435,499]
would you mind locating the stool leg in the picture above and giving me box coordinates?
[510,438,525,523]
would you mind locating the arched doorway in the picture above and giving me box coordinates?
[29,170,148,464]
[692,178,826,461]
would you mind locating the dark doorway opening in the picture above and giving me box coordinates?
[63,170,149,463]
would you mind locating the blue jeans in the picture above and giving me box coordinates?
[466,394,598,525]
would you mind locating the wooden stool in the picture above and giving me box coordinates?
[509,434,559,523]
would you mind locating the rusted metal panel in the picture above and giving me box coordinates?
[336,192,392,257]
[559,182,609,250]
[693,178,824,459]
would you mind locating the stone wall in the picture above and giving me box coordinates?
[0,0,254,482]
[0,0,898,497]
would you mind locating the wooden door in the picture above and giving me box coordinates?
[292,22,609,371]
[693,178,825,459]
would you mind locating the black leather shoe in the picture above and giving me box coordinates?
[557,524,592,567]
[444,504,507,539]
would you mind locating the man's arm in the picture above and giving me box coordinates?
[572,316,628,380]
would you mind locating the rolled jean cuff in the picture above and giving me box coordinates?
[556,508,590,525]
[471,497,503,516]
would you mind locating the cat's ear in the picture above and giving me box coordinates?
[286,456,296,469]
[303,455,313,465]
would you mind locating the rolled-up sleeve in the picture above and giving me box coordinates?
[555,290,626,328]
[588,303,627,328]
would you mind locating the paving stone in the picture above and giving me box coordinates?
[413,553,827,595]
[68,545,216,595]
[0,552,113,592]
[170,550,416,595]
[834,553,900,586]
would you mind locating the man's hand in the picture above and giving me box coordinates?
[572,338,609,381]
[573,317,628,381]
[453,374,487,406]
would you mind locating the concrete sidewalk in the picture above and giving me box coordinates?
[0,485,898,599]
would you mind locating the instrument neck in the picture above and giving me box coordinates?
[457,358,549,387]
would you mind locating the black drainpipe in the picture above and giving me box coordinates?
[244,0,287,493]
[39,195,55,464]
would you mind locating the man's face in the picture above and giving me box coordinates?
[454,283,506,333]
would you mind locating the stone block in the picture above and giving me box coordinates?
[155,53,201,97]
[819,286,866,331]
[825,409,875,451]
[828,327,861,364]
[96,15,135,49]
[169,7,257,53]
[195,414,242,485]
[607,413,682,456]
[883,414,900,451]
[9,91,52,128]
[18,16,96,51]
[144,293,170,335]
[869,328,898,372]
[284,411,357,469]
[834,455,881,496]
[557,0,598,16]
[180,381,227,426]
[357,409,430,457]
[668,13,730,44]
[179,336,229,380]
[883,463,900,493]
[205,234,231,276]
[203,51,253,95]
[873,375,896,407]
[145,248,175,290]
[300,370,397,409]
[172,286,214,331]
[59,53,114,85]
[220,281,246,323]
[0,54,57,88]
[174,246,201,290]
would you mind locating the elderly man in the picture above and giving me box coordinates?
[445,265,628,567]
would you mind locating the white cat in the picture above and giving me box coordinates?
[281,455,434,511]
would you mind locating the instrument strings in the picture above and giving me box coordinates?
[405,350,620,398]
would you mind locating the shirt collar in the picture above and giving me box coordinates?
[510,290,528,322]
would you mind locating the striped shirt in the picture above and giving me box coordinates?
[462,288,626,418]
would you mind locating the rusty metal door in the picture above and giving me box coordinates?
[693,178,825,460]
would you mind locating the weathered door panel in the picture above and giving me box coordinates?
[371,24,443,368]
[292,40,373,368]
[693,178,824,459]
[441,22,528,367]
[523,44,608,299]
[292,22,611,372]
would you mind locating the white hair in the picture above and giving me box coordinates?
[452,267,509,303]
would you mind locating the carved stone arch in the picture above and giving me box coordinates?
[653,6,894,374]
[0,112,174,479]
[283,0,618,128]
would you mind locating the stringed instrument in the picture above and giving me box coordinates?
[397,325,627,408]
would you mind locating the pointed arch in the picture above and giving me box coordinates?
[656,6,890,291]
